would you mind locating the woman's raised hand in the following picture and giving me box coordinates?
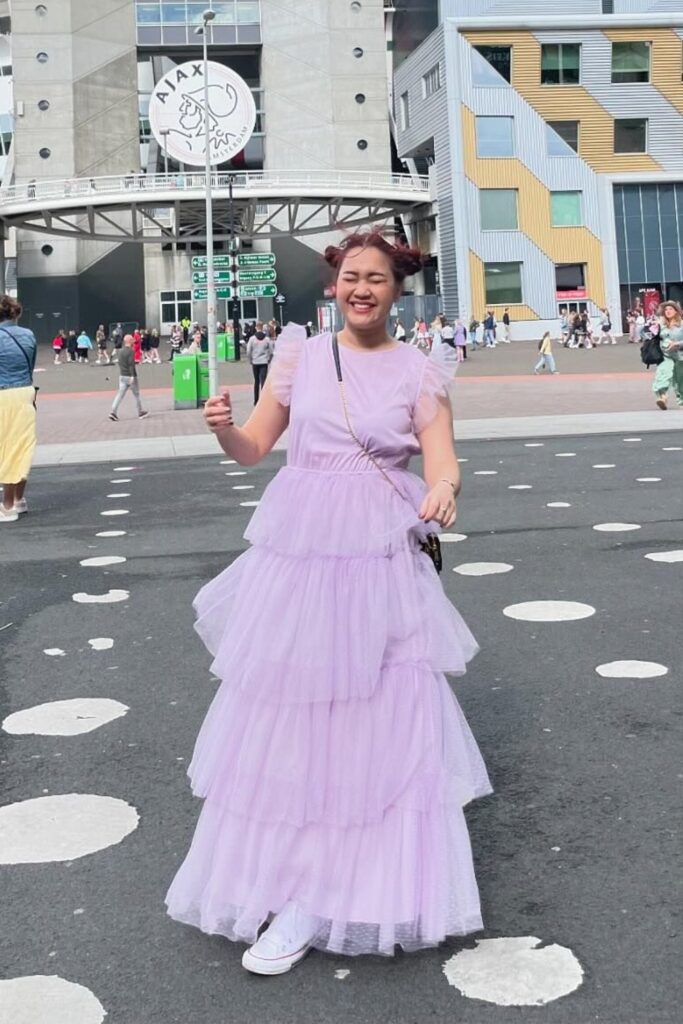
[204,386,234,434]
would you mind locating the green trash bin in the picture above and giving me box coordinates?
[198,354,210,403]
[173,353,198,410]
[226,328,236,361]
[216,332,228,361]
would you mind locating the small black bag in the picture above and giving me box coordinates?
[640,331,664,367]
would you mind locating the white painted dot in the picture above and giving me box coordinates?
[72,590,129,604]
[96,530,126,538]
[226,471,247,476]
[623,437,642,442]
[0,794,139,864]
[88,638,114,651]
[596,660,668,679]
[233,485,255,491]
[113,466,135,472]
[524,443,544,447]
[79,556,126,567]
[220,459,237,465]
[110,478,131,483]
[644,549,683,564]
[592,523,641,533]
[593,464,615,469]
[442,936,583,1007]
[508,484,532,490]
[106,492,130,499]
[334,969,350,980]
[473,470,497,476]
[440,533,467,543]
[240,501,260,507]
[0,976,106,1024]
[43,649,66,658]
[636,477,661,483]
[3,698,129,737]
[662,446,682,451]
[555,452,576,458]
[458,458,469,463]
[546,502,571,508]
[100,509,129,516]
[504,601,595,622]
[454,562,514,576]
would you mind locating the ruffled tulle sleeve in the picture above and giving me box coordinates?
[268,323,308,406]
[412,350,455,435]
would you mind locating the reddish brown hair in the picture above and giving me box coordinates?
[0,294,22,321]
[324,229,424,284]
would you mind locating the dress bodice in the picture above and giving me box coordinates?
[660,324,683,362]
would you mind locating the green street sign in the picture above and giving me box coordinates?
[237,284,278,299]
[191,255,232,270]
[192,270,233,285]
[193,287,232,300]
[237,253,276,268]
[237,268,277,284]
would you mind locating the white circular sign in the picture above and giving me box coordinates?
[149,60,256,167]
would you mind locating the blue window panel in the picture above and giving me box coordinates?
[642,215,661,250]
[622,186,642,218]
[659,216,678,247]
[626,248,646,281]
[658,184,675,219]
[644,247,663,283]
[640,186,658,219]
[662,248,681,282]
[617,245,629,280]
[624,216,643,248]
[615,213,627,251]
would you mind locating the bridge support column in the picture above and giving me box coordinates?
[0,234,5,294]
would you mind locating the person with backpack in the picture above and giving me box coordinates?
[653,301,683,410]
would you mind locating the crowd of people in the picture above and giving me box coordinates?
[51,324,163,366]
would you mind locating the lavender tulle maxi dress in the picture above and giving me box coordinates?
[165,324,493,957]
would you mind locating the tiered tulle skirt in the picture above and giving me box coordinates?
[165,466,493,956]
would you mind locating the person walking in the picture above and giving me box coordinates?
[169,324,183,361]
[393,317,406,342]
[166,229,492,976]
[0,295,38,523]
[483,310,496,347]
[246,323,273,404]
[149,328,161,364]
[66,330,78,362]
[454,319,467,362]
[597,308,615,345]
[95,324,110,364]
[534,332,559,375]
[76,329,93,363]
[502,308,511,342]
[181,316,191,346]
[141,327,152,363]
[52,329,67,365]
[655,301,683,410]
[109,334,149,421]
[132,328,143,364]
[468,316,479,348]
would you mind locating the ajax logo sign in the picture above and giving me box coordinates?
[149,60,256,167]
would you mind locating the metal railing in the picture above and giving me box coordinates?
[0,169,430,208]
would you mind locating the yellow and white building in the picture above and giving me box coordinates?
[394,1,683,337]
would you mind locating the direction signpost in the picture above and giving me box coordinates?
[237,284,277,299]
[236,268,277,284]
[191,255,231,270]
[237,253,276,268]
[192,270,233,286]
[193,286,232,300]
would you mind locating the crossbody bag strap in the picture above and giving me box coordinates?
[0,326,34,382]
[331,332,406,502]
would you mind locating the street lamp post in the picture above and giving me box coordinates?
[160,128,170,177]
[228,174,240,361]
[195,8,218,397]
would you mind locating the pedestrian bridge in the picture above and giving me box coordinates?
[0,170,432,244]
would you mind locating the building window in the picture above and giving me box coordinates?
[355,93,365,104]
[357,138,368,150]
[36,51,49,63]
[38,99,50,110]
[611,42,650,84]
[547,120,579,155]
[399,91,409,130]
[556,263,586,298]
[480,189,518,231]
[614,117,647,154]
[602,0,614,11]
[551,191,583,226]
[160,289,192,326]
[39,147,51,158]
[353,46,363,58]
[422,64,441,98]
[484,262,523,305]
[41,244,53,255]
[476,116,514,157]
[474,45,511,84]
[541,43,580,85]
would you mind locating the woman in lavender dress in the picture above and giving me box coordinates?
[166,231,493,975]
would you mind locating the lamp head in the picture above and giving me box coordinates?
[202,8,216,22]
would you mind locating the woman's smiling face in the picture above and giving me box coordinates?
[335,246,401,332]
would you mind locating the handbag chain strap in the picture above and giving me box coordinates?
[331,332,406,503]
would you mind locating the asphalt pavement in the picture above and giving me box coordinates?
[1,435,681,1024]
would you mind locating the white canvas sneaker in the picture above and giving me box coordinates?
[242,903,321,976]
[0,504,18,523]
[13,498,28,514]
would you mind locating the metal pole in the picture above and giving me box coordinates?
[202,24,218,397]
[161,130,169,177]
[229,175,240,361]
